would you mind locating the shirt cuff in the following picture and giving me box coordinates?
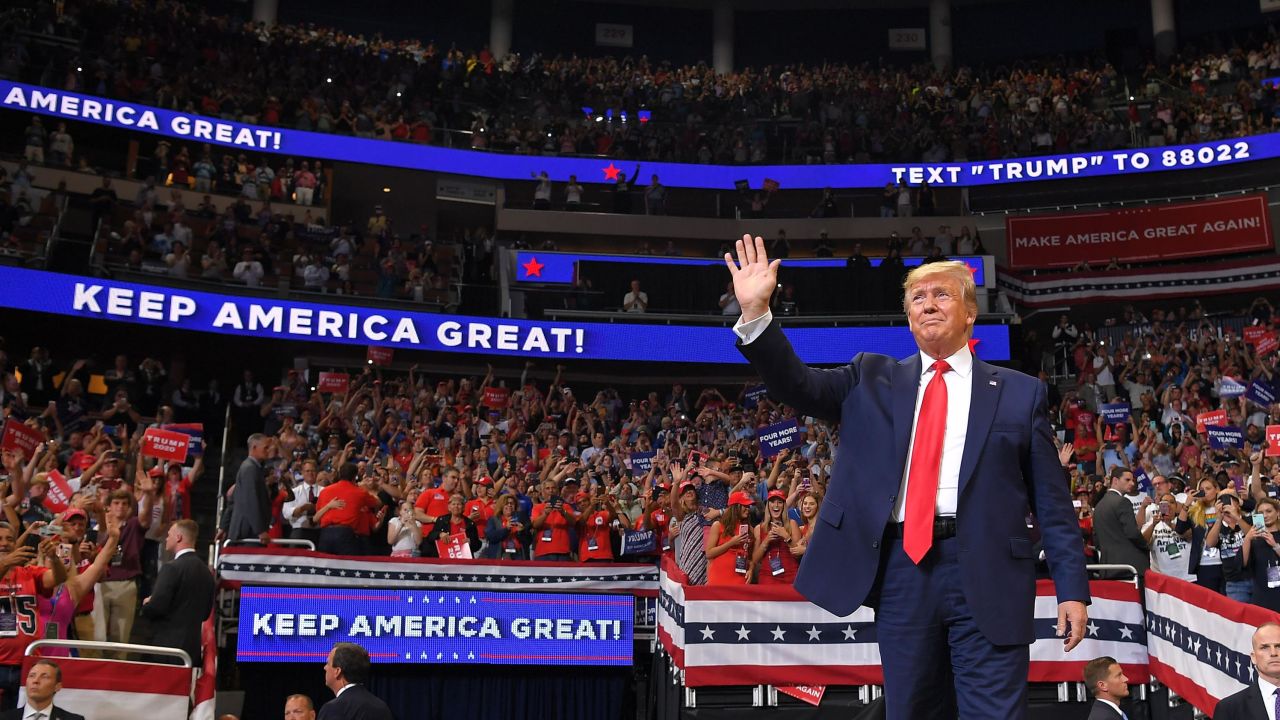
[733,310,774,344]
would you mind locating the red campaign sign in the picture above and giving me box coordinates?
[435,532,473,560]
[0,419,44,460]
[1196,410,1228,435]
[1258,334,1280,358]
[317,372,350,394]
[776,685,826,706]
[1244,326,1269,345]
[141,428,190,462]
[482,387,511,409]
[1005,194,1272,269]
[44,470,72,514]
[1268,426,1280,457]
[366,346,393,367]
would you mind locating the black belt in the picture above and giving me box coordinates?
[884,516,958,541]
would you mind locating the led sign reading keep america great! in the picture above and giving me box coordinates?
[0,267,1011,363]
[1,80,1275,189]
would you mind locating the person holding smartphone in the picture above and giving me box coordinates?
[704,491,754,586]
[1243,498,1280,612]
[752,490,798,585]
[1180,478,1224,593]
[1212,494,1253,603]
[530,478,579,561]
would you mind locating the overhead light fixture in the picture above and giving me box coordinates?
[382,187,391,193]
[326,77,333,84]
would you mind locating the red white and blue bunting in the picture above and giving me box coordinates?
[998,257,1280,307]
[216,546,657,596]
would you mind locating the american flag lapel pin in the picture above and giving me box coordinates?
[989,380,998,386]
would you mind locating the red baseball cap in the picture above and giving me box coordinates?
[728,491,755,507]
[476,477,494,487]
[767,489,787,502]
[678,482,698,497]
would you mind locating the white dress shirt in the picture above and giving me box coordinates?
[174,547,196,560]
[282,481,321,529]
[1259,672,1280,720]
[23,704,54,720]
[734,310,973,521]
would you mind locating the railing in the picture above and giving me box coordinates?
[1092,316,1252,350]
[544,308,1016,327]
[27,639,192,667]
[973,185,1276,217]
[211,401,232,570]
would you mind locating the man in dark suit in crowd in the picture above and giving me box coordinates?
[1092,468,1150,577]
[726,236,1089,719]
[141,519,216,665]
[1083,656,1132,719]
[223,433,273,544]
[0,660,84,720]
[319,643,393,720]
[1215,622,1280,720]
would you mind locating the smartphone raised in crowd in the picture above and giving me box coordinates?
[1255,512,1267,529]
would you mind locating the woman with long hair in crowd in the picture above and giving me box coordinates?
[789,490,819,560]
[752,489,799,584]
[1182,477,1224,592]
[481,495,526,560]
[705,491,754,585]
[387,490,423,558]
[1243,497,1280,612]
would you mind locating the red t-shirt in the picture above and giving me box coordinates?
[166,476,194,522]
[531,503,574,557]
[317,481,377,529]
[70,553,94,614]
[414,489,451,520]
[0,566,48,666]
[579,511,614,561]
[647,509,671,553]
[464,499,495,539]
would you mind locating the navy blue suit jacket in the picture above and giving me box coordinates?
[739,320,1089,645]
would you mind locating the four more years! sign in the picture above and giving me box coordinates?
[758,419,803,458]
[1005,194,1272,269]
[237,587,634,666]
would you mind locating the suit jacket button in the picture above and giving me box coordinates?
[872,541,880,549]
[888,495,896,503]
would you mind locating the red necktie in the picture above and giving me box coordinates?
[904,359,951,564]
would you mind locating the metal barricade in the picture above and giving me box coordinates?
[25,640,195,720]
[221,538,316,551]
[1085,563,1141,589]
[27,639,192,667]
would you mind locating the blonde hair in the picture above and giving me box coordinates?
[902,260,979,316]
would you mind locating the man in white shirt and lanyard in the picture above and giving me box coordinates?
[282,459,323,545]
[1214,622,1280,719]
[0,659,84,720]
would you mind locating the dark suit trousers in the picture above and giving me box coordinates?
[874,535,1029,720]
[318,526,362,556]
[289,527,321,546]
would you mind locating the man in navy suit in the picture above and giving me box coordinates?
[318,643,393,720]
[1214,622,1280,720]
[725,236,1089,719]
